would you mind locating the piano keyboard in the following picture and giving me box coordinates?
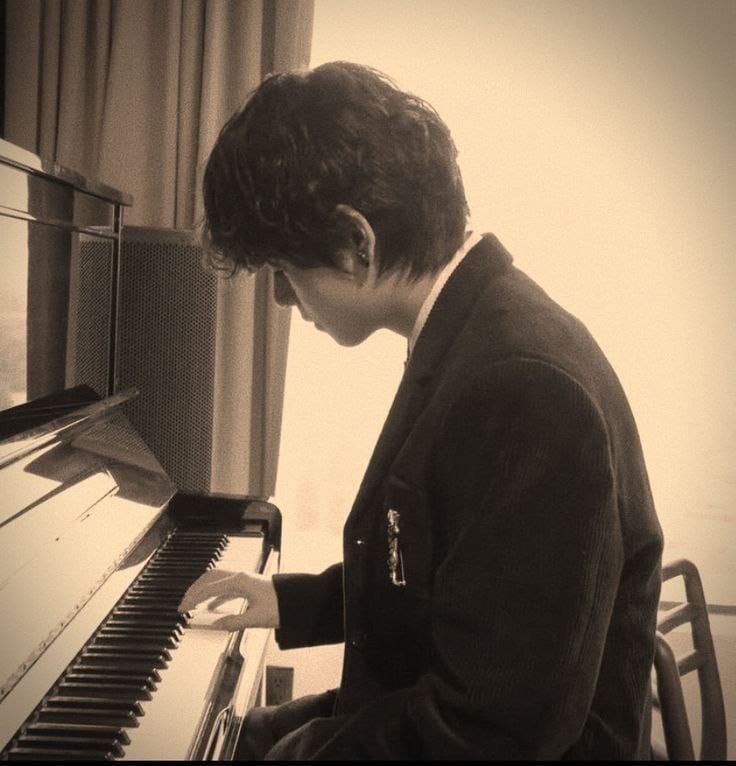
[2,529,264,761]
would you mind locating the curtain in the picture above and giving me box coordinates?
[5,0,314,226]
[4,0,314,498]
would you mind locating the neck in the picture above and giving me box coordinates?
[378,270,435,338]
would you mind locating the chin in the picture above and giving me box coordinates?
[316,324,369,347]
[335,336,365,348]
[332,327,376,347]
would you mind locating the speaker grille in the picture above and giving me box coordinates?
[116,234,218,492]
[73,236,113,398]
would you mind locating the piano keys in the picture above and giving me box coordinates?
[0,388,281,760]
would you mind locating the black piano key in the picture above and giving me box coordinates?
[138,577,188,592]
[111,612,183,624]
[143,568,211,575]
[164,536,224,541]
[128,585,193,598]
[158,551,222,558]
[131,577,200,585]
[57,681,153,700]
[73,658,165,676]
[138,570,204,588]
[114,604,184,618]
[120,594,183,604]
[109,612,182,622]
[88,639,174,655]
[104,620,183,635]
[105,618,182,629]
[64,672,157,691]
[135,567,201,587]
[22,721,131,745]
[35,708,140,728]
[99,619,183,633]
[152,548,216,555]
[107,615,186,628]
[6,746,116,760]
[148,559,217,566]
[37,698,143,730]
[44,696,144,716]
[156,545,222,552]
[80,650,170,668]
[98,622,179,633]
[14,735,125,757]
[95,629,181,649]
[149,564,216,571]
[83,644,172,658]
[91,638,178,653]
[96,630,178,647]
[134,579,196,589]
[160,546,224,552]
[123,597,187,607]
[149,553,219,569]
[71,662,162,682]
[158,550,222,558]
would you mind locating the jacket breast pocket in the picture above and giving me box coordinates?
[365,476,435,685]
[380,475,433,602]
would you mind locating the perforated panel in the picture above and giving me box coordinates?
[72,236,113,397]
[116,232,218,492]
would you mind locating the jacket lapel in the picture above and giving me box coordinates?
[346,234,514,524]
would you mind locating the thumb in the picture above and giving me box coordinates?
[210,614,249,631]
[208,594,236,611]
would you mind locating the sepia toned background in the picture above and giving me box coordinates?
[270,1,736,748]
[1,0,733,755]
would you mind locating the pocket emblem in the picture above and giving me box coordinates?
[387,508,406,587]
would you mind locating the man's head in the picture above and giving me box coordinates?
[201,61,469,282]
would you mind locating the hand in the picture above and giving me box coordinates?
[178,569,280,631]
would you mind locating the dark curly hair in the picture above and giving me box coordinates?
[201,61,469,279]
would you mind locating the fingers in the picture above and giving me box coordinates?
[187,606,250,631]
[177,570,277,630]
[210,614,249,631]
[179,569,242,612]
[208,594,237,611]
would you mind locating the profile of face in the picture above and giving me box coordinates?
[268,206,396,347]
[271,260,378,346]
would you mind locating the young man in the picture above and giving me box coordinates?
[180,61,663,759]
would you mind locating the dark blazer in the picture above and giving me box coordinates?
[272,234,663,759]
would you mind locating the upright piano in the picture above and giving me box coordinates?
[0,140,280,760]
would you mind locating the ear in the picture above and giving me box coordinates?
[333,204,376,277]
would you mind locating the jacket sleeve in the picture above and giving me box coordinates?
[273,562,345,648]
[267,359,625,759]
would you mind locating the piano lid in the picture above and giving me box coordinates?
[0,137,133,207]
[0,388,175,703]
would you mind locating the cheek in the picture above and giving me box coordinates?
[288,273,321,306]
[299,281,339,317]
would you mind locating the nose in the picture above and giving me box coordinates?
[272,270,298,307]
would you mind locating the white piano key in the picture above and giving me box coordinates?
[121,534,264,760]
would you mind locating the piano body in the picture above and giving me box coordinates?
[0,139,281,759]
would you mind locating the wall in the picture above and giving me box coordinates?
[268,0,736,698]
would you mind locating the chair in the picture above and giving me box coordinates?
[651,559,727,760]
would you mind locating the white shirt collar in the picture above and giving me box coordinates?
[407,230,482,359]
